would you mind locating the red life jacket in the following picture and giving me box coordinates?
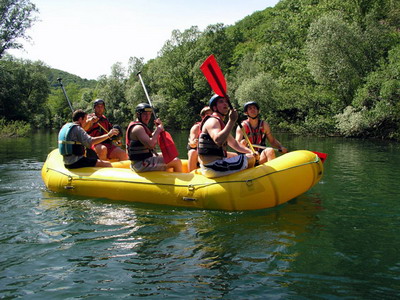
[86,114,113,144]
[125,121,153,161]
[242,119,266,145]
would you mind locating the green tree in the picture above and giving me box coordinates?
[0,0,38,58]
[95,62,129,125]
[336,44,400,139]
[306,14,370,105]
[0,57,49,125]
[149,26,207,128]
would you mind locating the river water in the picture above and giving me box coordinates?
[0,130,399,299]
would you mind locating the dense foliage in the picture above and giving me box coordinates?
[1,0,399,140]
[0,0,38,58]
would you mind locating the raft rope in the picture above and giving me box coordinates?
[46,155,320,190]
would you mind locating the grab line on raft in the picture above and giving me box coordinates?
[46,156,319,189]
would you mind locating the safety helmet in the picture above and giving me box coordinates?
[135,103,153,114]
[93,99,105,108]
[243,101,260,112]
[209,94,224,110]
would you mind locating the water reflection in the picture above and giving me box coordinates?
[35,190,324,297]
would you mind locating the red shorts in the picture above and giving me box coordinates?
[92,142,117,159]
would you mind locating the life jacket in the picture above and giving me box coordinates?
[198,115,227,157]
[242,119,266,145]
[86,114,113,144]
[58,123,86,156]
[125,121,153,161]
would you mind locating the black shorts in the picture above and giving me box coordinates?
[65,157,97,169]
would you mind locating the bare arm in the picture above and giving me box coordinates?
[227,135,252,154]
[264,122,288,153]
[91,128,119,146]
[188,123,200,148]
[130,123,163,149]
[235,123,249,147]
[206,109,237,147]
[82,114,98,131]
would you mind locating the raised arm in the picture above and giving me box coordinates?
[130,121,163,149]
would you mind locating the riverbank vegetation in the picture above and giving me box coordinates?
[1,0,399,139]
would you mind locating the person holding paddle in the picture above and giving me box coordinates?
[85,99,128,161]
[236,101,288,163]
[126,103,182,173]
[197,95,259,178]
[187,106,212,172]
[58,109,120,169]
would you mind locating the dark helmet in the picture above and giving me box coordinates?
[243,101,260,112]
[93,99,105,108]
[209,94,224,110]
[135,103,153,114]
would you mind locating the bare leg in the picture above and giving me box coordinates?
[94,144,108,160]
[109,147,128,161]
[264,148,276,162]
[187,149,198,172]
[246,153,256,168]
[95,160,113,167]
[167,157,183,172]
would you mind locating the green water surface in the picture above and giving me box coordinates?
[0,130,399,299]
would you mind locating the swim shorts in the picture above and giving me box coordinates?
[65,156,97,169]
[131,156,167,172]
[200,154,248,178]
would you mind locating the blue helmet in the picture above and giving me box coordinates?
[209,94,224,110]
[243,101,260,112]
[93,99,105,108]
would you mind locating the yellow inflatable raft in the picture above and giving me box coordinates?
[41,149,324,211]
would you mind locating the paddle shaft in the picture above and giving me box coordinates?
[57,78,110,134]
[57,78,74,113]
[136,72,179,162]
[253,143,328,163]
[252,144,282,152]
[202,57,257,154]
[137,72,158,120]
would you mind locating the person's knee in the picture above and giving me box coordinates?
[267,148,275,159]
[188,149,196,159]
[261,148,275,161]
[112,147,128,160]
[246,154,256,168]
[170,157,182,172]
[95,145,107,154]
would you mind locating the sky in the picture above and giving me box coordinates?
[7,0,280,80]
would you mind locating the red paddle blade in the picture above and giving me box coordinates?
[200,54,227,97]
[158,131,179,164]
[312,151,328,163]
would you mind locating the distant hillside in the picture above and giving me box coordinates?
[45,68,98,89]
